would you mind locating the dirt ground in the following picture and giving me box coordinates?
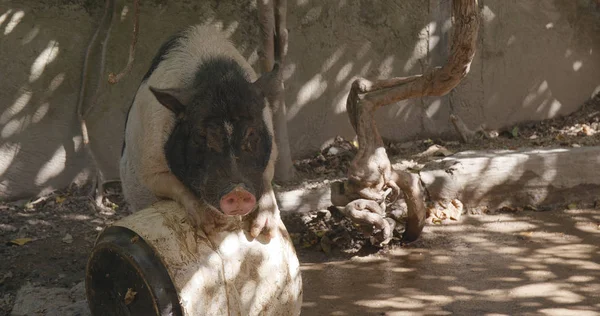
[0,94,599,315]
[299,207,600,315]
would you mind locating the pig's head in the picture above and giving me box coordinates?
[149,57,280,216]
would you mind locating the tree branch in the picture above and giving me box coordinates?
[333,0,480,244]
[76,0,115,203]
[257,0,296,183]
[257,0,275,73]
[108,0,140,85]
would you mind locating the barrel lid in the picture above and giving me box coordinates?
[85,226,183,316]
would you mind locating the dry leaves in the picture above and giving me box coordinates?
[428,199,464,224]
[124,288,137,305]
[7,238,33,246]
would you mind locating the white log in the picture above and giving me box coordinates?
[87,200,303,316]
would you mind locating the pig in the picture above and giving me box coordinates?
[119,24,280,239]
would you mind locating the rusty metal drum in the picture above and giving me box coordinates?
[85,200,303,315]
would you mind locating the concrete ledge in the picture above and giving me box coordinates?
[419,146,600,210]
[276,187,332,214]
[276,146,600,213]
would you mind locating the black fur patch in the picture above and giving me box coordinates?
[163,56,273,207]
[120,32,184,156]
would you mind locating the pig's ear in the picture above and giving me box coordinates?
[252,62,281,100]
[149,86,187,114]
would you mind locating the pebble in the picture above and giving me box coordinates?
[62,234,73,244]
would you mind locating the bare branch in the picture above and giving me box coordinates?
[354,76,421,94]
[274,0,288,66]
[258,0,296,182]
[108,0,140,85]
[449,113,476,143]
[76,0,115,202]
[77,0,115,144]
[334,0,481,244]
[257,0,275,72]
[357,0,480,109]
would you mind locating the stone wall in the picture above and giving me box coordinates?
[0,0,598,200]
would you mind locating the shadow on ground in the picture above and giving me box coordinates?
[298,208,600,315]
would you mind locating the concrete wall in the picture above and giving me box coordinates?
[0,0,599,200]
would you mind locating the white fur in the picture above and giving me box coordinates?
[120,24,277,212]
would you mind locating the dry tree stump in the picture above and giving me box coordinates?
[331,0,480,246]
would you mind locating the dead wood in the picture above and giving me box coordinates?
[450,113,476,143]
[331,0,480,244]
[257,0,296,183]
[76,0,115,206]
[108,0,140,85]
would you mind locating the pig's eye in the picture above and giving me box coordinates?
[206,128,223,153]
[242,127,257,152]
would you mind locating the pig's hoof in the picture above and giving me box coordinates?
[247,210,277,240]
[183,204,202,229]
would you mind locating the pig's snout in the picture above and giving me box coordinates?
[219,186,256,216]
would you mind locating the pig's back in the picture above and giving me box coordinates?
[147,24,258,88]
[120,24,256,212]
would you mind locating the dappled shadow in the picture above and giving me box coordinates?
[452,0,600,132]
[1,1,600,314]
[1,0,598,205]
[0,183,130,315]
[0,188,303,315]
[419,144,600,215]
[0,1,99,200]
[298,207,600,315]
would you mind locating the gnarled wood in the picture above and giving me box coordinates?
[257,0,296,183]
[77,0,116,205]
[332,0,480,244]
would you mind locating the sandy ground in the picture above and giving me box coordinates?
[298,208,600,316]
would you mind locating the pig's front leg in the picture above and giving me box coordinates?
[246,180,280,240]
[143,171,203,229]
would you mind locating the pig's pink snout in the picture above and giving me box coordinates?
[219,187,256,216]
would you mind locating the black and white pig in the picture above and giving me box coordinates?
[119,24,281,239]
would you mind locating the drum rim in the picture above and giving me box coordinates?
[85,226,184,316]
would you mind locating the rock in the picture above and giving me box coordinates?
[10,283,86,316]
[69,282,86,301]
[414,145,454,160]
[320,235,332,255]
[0,224,17,232]
[1,294,12,311]
[10,282,91,316]
[45,300,90,316]
[0,271,13,285]
[399,141,417,149]
[326,146,340,156]
[62,234,73,244]
[316,209,331,221]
